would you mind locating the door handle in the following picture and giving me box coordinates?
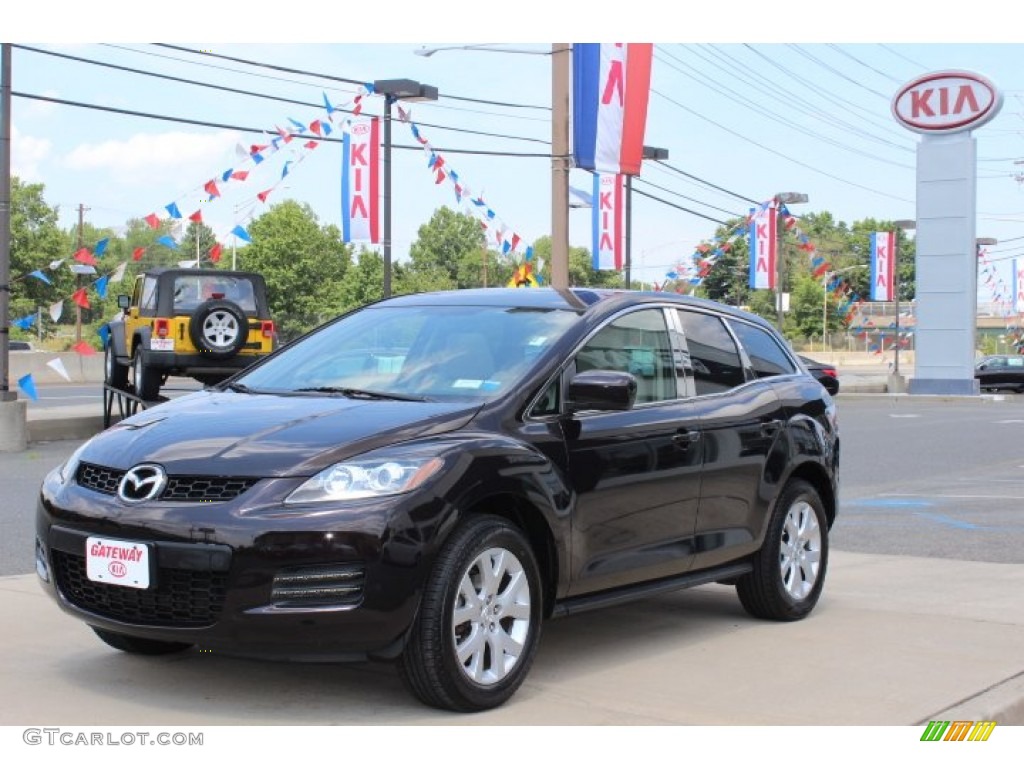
[760,419,783,437]
[672,429,701,446]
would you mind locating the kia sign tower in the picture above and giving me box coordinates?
[892,71,1002,395]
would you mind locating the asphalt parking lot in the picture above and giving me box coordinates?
[1,395,1023,726]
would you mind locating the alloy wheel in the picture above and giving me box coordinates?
[779,500,822,600]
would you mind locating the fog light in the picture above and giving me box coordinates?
[35,540,50,583]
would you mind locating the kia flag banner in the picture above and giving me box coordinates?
[870,231,896,301]
[342,117,380,243]
[748,202,777,290]
[592,173,623,270]
[573,43,653,175]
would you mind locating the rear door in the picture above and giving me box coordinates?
[674,309,787,571]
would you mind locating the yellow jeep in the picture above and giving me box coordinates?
[104,268,275,400]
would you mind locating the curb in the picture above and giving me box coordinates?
[924,671,1024,726]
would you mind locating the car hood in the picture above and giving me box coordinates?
[81,390,481,477]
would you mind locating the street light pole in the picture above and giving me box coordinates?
[774,192,809,335]
[372,79,438,299]
[625,146,669,290]
[550,43,571,290]
[892,219,916,387]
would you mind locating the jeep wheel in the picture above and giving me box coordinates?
[398,515,542,712]
[92,627,192,655]
[190,300,248,359]
[104,343,129,390]
[736,479,829,621]
[131,346,161,401]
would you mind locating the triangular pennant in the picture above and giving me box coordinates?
[189,210,203,223]
[310,120,323,136]
[322,91,336,115]
[13,314,34,330]
[49,300,64,322]
[257,189,272,203]
[165,202,182,219]
[204,180,220,199]
[74,248,96,266]
[28,270,51,285]
[94,275,109,299]
[48,259,65,270]
[221,168,234,182]
[46,358,71,382]
[156,235,178,250]
[72,287,90,309]
[231,170,249,181]
[304,141,318,150]
[132,246,146,261]
[231,225,252,243]
[144,213,161,229]
[209,243,223,263]
[17,374,38,402]
[72,340,97,357]
[94,238,110,256]
[111,262,127,283]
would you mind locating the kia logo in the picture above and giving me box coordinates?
[108,561,127,578]
[892,70,1002,134]
[352,123,369,136]
[118,464,167,503]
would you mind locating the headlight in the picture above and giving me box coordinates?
[285,456,444,504]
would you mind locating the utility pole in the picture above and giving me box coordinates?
[550,43,571,290]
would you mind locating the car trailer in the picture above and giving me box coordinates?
[101,383,167,428]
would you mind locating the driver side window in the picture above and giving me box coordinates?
[575,309,676,404]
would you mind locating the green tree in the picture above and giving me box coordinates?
[408,207,490,288]
[9,178,72,341]
[178,220,220,267]
[239,200,351,340]
[339,249,384,312]
[532,236,624,288]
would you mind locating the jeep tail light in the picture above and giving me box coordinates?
[261,320,275,339]
[154,318,170,338]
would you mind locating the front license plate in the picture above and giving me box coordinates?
[86,536,151,589]
[150,338,174,352]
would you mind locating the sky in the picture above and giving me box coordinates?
[7,3,1024,306]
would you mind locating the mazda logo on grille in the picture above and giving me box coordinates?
[118,464,167,503]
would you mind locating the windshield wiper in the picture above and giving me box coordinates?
[292,386,429,402]
[223,382,259,394]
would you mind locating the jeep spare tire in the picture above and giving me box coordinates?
[190,299,248,359]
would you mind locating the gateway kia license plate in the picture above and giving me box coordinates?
[86,536,151,589]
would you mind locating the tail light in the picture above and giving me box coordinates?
[154,318,170,338]
[261,320,275,339]
[823,368,838,378]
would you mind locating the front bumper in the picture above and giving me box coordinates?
[36,468,441,661]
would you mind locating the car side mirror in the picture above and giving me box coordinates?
[117,294,130,309]
[566,370,637,413]
[978,364,987,371]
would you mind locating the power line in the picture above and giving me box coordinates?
[11,92,555,158]
[633,177,743,217]
[152,43,550,112]
[15,45,551,147]
[629,187,728,225]
[651,88,915,204]
[826,44,904,85]
[652,160,759,205]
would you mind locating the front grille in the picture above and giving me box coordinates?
[163,477,259,501]
[77,464,124,495]
[271,563,365,607]
[53,551,228,627]
[77,463,258,503]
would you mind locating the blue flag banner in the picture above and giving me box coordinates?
[95,275,109,299]
[17,374,39,402]
[165,202,182,219]
[156,235,178,250]
[28,270,51,285]
[231,225,252,243]
[94,238,109,256]
[13,314,35,330]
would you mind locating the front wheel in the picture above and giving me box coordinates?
[92,627,192,655]
[398,515,542,712]
[737,479,829,621]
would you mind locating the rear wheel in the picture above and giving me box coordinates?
[737,479,829,621]
[104,343,129,390]
[398,515,542,711]
[131,346,161,401]
[92,627,192,655]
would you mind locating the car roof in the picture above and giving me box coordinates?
[381,288,777,329]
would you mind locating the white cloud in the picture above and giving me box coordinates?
[12,126,52,181]
[62,130,242,189]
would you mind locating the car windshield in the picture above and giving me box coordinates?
[234,303,580,401]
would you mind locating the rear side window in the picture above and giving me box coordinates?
[729,320,797,378]
[676,310,745,395]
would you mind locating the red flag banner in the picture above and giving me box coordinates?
[72,288,90,309]
[72,340,97,356]
[189,210,203,223]
[132,247,145,261]
[204,180,220,199]
[144,213,160,229]
[74,248,96,266]
[209,243,223,263]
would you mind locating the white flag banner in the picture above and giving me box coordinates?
[47,357,71,382]
[111,262,127,283]
[49,300,64,322]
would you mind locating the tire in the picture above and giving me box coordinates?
[189,300,248,360]
[131,346,161,401]
[398,515,543,712]
[104,342,129,390]
[91,627,192,655]
[737,479,829,621]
